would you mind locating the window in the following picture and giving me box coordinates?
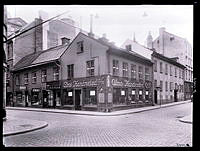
[175,67,177,77]
[131,64,137,79]
[175,83,178,90]
[154,60,157,72]
[179,69,181,79]
[32,72,37,84]
[125,44,132,51]
[41,69,47,83]
[16,75,20,86]
[122,62,128,77]
[145,67,150,81]
[77,41,84,53]
[53,67,59,81]
[160,62,163,73]
[86,60,95,77]
[160,81,163,92]
[170,36,174,41]
[165,81,168,91]
[6,73,10,87]
[154,80,157,87]
[67,64,74,79]
[138,66,143,80]
[170,65,172,76]
[113,60,119,76]
[83,88,97,106]
[24,73,29,85]
[170,82,173,91]
[165,64,168,75]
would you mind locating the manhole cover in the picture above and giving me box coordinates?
[19,124,33,127]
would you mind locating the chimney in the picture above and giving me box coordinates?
[159,27,166,55]
[61,37,70,45]
[99,33,109,42]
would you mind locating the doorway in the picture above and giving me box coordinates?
[75,89,81,110]
[174,90,178,102]
[154,90,157,104]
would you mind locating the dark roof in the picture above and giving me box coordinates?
[152,51,185,69]
[13,44,68,71]
[13,51,43,71]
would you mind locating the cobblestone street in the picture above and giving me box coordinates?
[3,102,192,147]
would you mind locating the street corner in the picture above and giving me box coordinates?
[3,117,48,137]
[179,114,193,124]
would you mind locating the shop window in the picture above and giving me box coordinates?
[16,74,20,86]
[113,59,119,76]
[24,73,29,85]
[32,72,37,84]
[145,67,150,81]
[67,64,74,79]
[139,90,143,101]
[160,62,163,73]
[131,64,137,79]
[53,67,59,81]
[131,89,136,103]
[122,62,128,77]
[86,60,94,77]
[83,88,97,106]
[138,66,143,81]
[145,91,149,100]
[113,88,127,105]
[77,41,84,53]
[41,69,47,83]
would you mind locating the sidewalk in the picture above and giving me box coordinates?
[6,100,191,116]
[3,117,48,137]
[179,114,193,124]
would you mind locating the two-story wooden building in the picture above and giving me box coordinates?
[12,32,154,112]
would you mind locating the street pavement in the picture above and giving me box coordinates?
[3,102,192,147]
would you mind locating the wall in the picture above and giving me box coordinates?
[60,33,109,79]
[153,56,184,104]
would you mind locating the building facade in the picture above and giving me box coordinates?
[152,51,185,105]
[12,32,154,112]
[148,27,193,100]
[121,35,185,105]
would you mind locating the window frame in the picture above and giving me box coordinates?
[32,72,37,84]
[67,64,74,79]
[113,59,119,76]
[131,64,137,80]
[53,67,59,81]
[86,60,95,77]
[41,69,47,83]
[122,62,128,77]
[77,41,84,54]
[24,73,29,85]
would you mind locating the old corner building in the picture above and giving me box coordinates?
[11,32,154,112]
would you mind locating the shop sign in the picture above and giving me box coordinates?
[111,78,143,88]
[63,77,105,88]
[32,88,41,92]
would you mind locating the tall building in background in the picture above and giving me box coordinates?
[147,27,193,100]
[6,10,77,106]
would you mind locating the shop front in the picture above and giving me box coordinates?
[62,75,152,112]
[110,76,153,111]
[14,85,27,107]
[46,81,61,108]
[62,75,106,111]
[31,88,41,106]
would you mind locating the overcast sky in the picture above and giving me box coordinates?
[6,5,193,47]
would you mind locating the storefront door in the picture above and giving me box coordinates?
[174,90,178,102]
[75,89,81,110]
[154,90,157,104]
